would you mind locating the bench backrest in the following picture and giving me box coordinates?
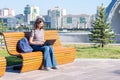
[2,30,62,56]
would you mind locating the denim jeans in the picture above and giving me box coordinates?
[31,45,57,68]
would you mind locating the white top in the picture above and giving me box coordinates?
[30,29,44,41]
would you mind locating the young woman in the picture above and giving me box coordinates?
[29,18,58,71]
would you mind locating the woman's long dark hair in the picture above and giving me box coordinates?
[33,18,44,29]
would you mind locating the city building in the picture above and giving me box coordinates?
[62,14,91,29]
[46,7,91,30]
[89,14,96,28]
[0,8,15,17]
[47,7,66,29]
[15,14,25,25]
[0,5,93,31]
[42,15,51,29]
[0,17,18,28]
[24,5,40,24]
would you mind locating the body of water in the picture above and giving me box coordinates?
[59,32,120,43]
[59,32,92,43]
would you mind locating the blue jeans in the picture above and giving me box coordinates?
[31,45,57,68]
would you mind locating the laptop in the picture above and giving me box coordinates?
[44,39,56,45]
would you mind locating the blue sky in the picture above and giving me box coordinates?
[0,0,111,15]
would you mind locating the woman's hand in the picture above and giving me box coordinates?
[38,41,44,45]
[41,40,45,43]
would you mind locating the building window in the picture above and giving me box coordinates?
[80,17,86,23]
[67,17,72,23]
[33,9,37,13]
[56,11,60,17]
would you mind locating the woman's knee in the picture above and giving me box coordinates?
[49,45,53,49]
[43,46,49,51]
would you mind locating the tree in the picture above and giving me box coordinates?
[89,4,115,48]
[0,20,6,46]
[0,20,6,32]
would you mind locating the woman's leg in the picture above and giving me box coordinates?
[48,45,57,67]
[42,46,52,68]
[31,45,52,68]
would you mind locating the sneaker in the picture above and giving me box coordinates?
[52,66,59,69]
[44,67,53,71]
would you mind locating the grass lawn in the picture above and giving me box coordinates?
[1,44,120,66]
[0,47,22,66]
[63,44,120,59]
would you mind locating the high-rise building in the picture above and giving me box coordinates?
[47,7,66,29]
[24,5,40,24]
[0,8,15,17]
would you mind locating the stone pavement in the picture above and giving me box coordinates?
[1,59,120,80]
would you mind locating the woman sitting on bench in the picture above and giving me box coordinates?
[29,18,58,71]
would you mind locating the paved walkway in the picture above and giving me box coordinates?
[1,59,120,80]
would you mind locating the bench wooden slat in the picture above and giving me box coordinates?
[0,57,6,77]
[2,30,76,73]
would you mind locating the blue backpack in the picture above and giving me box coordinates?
[17,37,33,53]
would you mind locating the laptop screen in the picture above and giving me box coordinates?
[44,39,56,45]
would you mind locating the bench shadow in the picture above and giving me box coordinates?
[5,56,44,73]
[112,70,120,75]
[6,65,21,73]
[5,56,22,73]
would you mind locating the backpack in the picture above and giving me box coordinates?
[17,37,33,53]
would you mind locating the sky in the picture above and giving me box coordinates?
[0,0,111,15]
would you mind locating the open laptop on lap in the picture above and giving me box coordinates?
[44,39,56,45]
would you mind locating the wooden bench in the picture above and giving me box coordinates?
[2,30,76,73]
[0,57,6,77]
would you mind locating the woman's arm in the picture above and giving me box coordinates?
[29,36,44,45]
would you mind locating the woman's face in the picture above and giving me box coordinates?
[37,21,44,29]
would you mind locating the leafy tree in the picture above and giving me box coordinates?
[0,20,6,32]
[89,4,115,48]
[0,20,6,45]
[18,25,23,31]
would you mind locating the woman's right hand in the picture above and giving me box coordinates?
[38,41,44,45]
[29,36,45,45]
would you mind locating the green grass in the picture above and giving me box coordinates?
[63,44,120,59]
[1,44,120,66]
[0,48,22,66]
